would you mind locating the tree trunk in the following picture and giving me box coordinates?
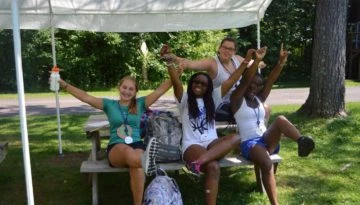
[298,0,348,117]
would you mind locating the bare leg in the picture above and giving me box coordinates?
[263,115,301,152]
[108,144,143,168]
[183,145,219,205]
[249,145,278,205]
[195,134,240,165]
[108,144,145,204]
[203,161,220,205]
[129,167,145,205]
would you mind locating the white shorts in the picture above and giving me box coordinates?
[182,138,216,158]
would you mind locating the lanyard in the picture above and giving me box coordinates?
[119,106,129,136]
[253,107,260,127]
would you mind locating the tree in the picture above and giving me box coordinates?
[298,0,348,117]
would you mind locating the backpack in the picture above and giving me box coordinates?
[144,110,182,162]
[215,102,236,123]
[143,169,183,205]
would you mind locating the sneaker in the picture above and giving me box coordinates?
[297,136,315,157]
[141,137,159,176]
[182,161,201,178]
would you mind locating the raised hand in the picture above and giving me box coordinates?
[279,43,288,65]
[258,61,267,69]
[244,49,256,62]
[255,47,267,60]
[160,44,176,63]
[160,44,170,57]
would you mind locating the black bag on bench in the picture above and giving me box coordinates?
[215,102,235,123]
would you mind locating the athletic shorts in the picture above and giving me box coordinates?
[241,136,280,160]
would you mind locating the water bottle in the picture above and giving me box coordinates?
[50,66,60,91]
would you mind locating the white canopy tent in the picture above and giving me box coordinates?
[1,0,272,32]
[1,0,273,204]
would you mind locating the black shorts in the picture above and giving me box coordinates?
[106,141,146,167]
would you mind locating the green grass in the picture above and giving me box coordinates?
[1,103,360,204]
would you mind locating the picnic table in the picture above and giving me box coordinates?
[80,114,282,205]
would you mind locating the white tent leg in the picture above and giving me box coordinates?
[51,28,57,66]
[51,27,63,156]
[11,0,35,204]
[257,20,261,49]
[55,89,63,155]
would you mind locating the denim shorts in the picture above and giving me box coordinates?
[241,137,280,160]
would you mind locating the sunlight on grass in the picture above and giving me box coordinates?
[345,79,360,87]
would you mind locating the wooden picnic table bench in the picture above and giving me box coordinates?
[81,114,282,205]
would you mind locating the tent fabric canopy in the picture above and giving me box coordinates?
[1,0,272,32]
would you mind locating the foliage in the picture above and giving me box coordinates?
[0,103,359,204]
[0,30,16,92]
[0,0,319,92]
[164,30,228,81]
[237,0,316,82]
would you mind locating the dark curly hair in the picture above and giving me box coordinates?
[187,72,215,127]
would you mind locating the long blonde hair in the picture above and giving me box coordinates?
[118,76,138,114]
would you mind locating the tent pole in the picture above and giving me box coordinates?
[257,20,261,49]
[257,17,261,73]
[51,27,63,156]
[51,27,57,66]
[11,0,35,204]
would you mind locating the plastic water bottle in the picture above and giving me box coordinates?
[50,66,60,91]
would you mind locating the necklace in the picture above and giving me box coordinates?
[119,105,129,135]
[117,101,133,144]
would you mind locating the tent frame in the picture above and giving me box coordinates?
[8,0,269,204]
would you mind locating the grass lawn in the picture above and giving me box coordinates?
[0,103,359,204]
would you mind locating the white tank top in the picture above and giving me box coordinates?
[177,89,222,153]
[213,55,241,103]
[234,96,267,142]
